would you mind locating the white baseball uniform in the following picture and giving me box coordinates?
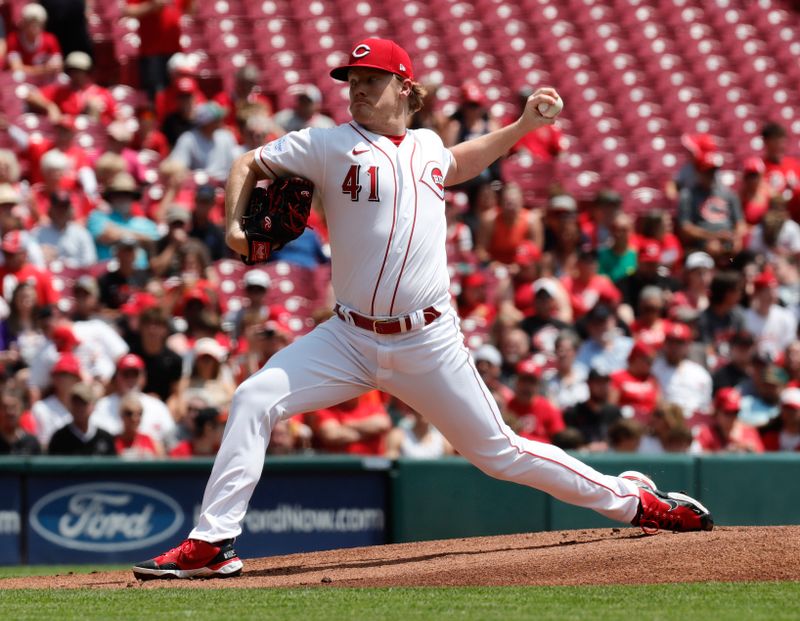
[189,123,641,542]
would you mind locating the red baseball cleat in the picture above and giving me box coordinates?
[132,538,243,580]
[621,471,714,534]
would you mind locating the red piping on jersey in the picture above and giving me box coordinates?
[257,147,280,179]
[389,139,418,315]
[349,123,398,316]
[451,315,641,504]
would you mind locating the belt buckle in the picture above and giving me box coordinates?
[371,318,395,334]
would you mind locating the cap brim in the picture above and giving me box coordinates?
[330,64,398,81]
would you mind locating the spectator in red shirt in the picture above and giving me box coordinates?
[477,182,541,265]
[630,286,669,348]
[740,157,772,225]
[560,248,621,320]
[506,359,565,443]
[610,340,660,422]
[499,240,541,320]
[456,270,496,327]
[761,388,800,452]
[694,388,764,453]
[0,231,57,306]
[130,104,170,161]
[156,68,206,125]
[671,251,714,314]
[309,392,391,455]
[6,4,62,84]
[28,144,95,221]
[169,406,224,458]
[760,122,800,222]
[123,0,193,100]
[115,393,161,459]
[213,64,273,133]
[637,209,684,273]
[27,51,116,124]
[105,121,148,184]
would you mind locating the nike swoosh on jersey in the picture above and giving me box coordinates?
[352,148,369,155]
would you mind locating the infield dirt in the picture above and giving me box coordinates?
[3,526,799,589]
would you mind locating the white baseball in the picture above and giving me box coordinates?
[537,95,563,118]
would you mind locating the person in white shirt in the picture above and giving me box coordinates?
[652,322,712,420]
[743,269,798,359]
[91,353,176,450]
[168,103,238,182]
[31,352,83,448]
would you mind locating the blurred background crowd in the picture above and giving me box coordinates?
[0,0,798,460]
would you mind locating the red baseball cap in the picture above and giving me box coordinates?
[516,358,542,378]
[460,80,487,106]
[665,322,692,342]
[117,353,145,372]
[120,292,159,316]
[462,271,487,288]
[330,38,414,82]
[183,287,211,306]
[1,231,24,254]
[714,387,741,412]
[743,157,765,174]
[263,305,292,336]
[175,76,197,94]
[681,133,716,157]
[52,324,80,352]
[753,269,778,290]
[637,240,661,263]
[629,340,656,361]
[515,240,542,266]
[52,352,82,377]
[695,150,724,172]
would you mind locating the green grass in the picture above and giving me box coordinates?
[1,582,799,621]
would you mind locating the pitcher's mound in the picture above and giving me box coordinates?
[4,526,799,589]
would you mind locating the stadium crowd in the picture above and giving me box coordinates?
[0,2,799,460]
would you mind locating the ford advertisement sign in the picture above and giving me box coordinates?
[24,470,387,564]
[26,476,204,564]
[30,483,184,553]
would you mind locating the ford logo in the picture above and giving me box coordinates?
[30,483,184,552]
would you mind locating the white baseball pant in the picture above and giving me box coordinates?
[190,308,641,541]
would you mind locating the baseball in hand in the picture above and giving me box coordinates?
[537,95,563,119]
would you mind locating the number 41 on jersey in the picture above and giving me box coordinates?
[342,165,380,202]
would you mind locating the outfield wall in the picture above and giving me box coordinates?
[0,454,798,564]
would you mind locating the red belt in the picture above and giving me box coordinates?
[334,304,441,335]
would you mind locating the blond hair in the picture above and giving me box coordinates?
[407,81,427,114]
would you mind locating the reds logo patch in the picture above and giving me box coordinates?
[252,241,271,261]
[352,44,371,58]
[262,215,272,231]
[699,196,730,225]
[420,160,446,200]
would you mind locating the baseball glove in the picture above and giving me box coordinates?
[240,177,314,265]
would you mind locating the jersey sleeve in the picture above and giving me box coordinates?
[253,127,325,185]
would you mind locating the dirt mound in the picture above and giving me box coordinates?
[4,526,799,589]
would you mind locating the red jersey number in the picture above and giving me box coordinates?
[342,165,381,202]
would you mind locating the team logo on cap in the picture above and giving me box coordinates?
[262,215,272,231]
[352,44,371,58]
[420,161,445,200]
